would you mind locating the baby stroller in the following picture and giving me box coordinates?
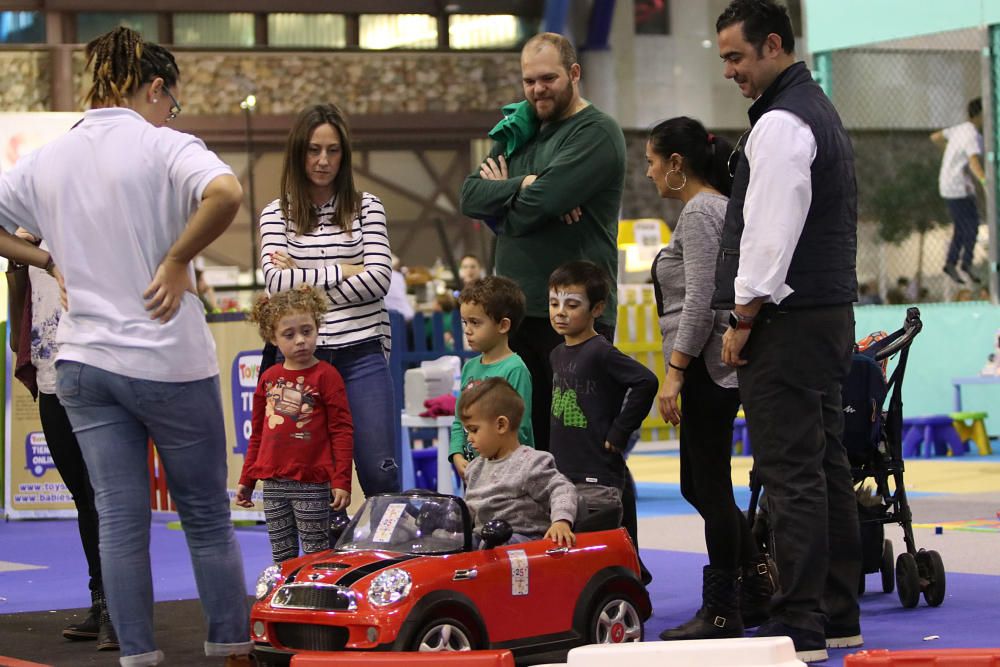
[747,307,944,609]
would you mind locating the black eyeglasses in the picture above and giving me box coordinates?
[163,86,182,121]
[728,129,751,178]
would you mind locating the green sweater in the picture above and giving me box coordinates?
[449,353,534,461]
[460,104,626,326]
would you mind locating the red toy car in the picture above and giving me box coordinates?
[250,491,651,665]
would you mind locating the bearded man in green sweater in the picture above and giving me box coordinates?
[459,31,627,456]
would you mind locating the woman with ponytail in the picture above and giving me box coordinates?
[0,27,251,666]
[646,117,773,640]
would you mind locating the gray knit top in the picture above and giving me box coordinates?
[653,191,737,389]
[464,446,578,538]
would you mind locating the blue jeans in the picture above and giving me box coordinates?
[315,341,401,496]
[56,361,251,666]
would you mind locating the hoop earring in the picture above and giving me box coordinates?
[666,169,687,191]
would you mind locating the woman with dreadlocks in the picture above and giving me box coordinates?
[0,26,252,666]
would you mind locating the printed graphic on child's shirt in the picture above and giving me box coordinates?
[551,387,587,428]
[263,376,318,439]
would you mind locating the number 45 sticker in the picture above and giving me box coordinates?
[508,549,529,596]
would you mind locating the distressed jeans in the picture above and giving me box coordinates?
[56,361,251,666]
[315,341,401,496]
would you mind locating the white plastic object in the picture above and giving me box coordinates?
[564,637,806,667]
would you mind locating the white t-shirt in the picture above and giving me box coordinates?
[938,121,983,199]
[0,108,232,382]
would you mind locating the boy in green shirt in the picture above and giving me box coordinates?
[449,276,534,479]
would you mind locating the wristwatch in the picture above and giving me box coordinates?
[728,311,754,331]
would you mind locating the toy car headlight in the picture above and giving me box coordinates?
[255,565,282,601]
[367,568,412,607]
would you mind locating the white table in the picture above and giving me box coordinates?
[399,413,455,494]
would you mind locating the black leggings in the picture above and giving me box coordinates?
[38,392,102,592]
[678,357,757,569]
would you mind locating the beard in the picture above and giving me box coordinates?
[531,83,575,122]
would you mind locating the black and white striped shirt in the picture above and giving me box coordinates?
[259,192,392,353]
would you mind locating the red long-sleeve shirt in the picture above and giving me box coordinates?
[239,361,353,492]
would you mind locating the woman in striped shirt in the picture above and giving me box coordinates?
[259,103,400,496]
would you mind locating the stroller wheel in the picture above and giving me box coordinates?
[917,549,946,606]
[880,539,895,594]
[896,552,920,608]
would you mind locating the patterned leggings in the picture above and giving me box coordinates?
[262,479,331,563]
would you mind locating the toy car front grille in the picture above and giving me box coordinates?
[270,583,357,611]
[273,623,349,651]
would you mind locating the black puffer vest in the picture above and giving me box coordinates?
[712,61,858,310]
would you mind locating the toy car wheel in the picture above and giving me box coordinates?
[590,594,643,644]
[896,552,920,608]
[412,617,475,652]
[880,539,895,594]
[917,549,946,607]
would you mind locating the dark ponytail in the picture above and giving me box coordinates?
[648,116,734,197]
[84,26,179,108]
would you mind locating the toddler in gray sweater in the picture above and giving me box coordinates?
[459,377,577,546]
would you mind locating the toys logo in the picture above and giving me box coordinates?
[25,432,56,477]
[238,355,262,388]
[231,351,262,455]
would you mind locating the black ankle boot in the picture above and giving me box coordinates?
[62,591,101,640]
[741,555,776,628]
[659,566,744,640]
[96,598,119,651]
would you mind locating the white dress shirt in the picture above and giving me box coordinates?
[735,109,817,306]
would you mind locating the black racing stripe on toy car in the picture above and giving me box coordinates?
[284,565,305,584]
[333,555,418,587]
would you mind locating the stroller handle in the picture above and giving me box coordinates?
[871,307,922,362]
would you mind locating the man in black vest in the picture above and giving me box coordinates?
[712,1,861,662]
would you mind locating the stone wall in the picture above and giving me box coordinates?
[73,50,521,116]
[0,51,51,111]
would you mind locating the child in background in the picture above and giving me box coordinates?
[236,285,354,563]
[458,254,484,287]
[449,276,534,479]
[460,377,577,546]
[548,261,658,529]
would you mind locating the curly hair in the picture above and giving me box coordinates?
[84,26,179,108]
[458,276,526,332]
[248,285,328,342]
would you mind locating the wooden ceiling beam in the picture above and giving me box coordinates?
[172,111,499,150]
